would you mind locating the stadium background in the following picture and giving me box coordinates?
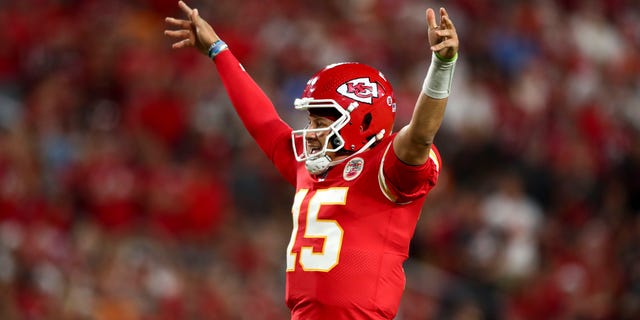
[0,0,639,319]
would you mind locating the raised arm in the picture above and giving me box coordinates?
[393,7,459,165]
[164,1,296,185]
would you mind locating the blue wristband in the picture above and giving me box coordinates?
[208,40,228,60]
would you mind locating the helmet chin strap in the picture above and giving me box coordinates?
[305,154,333,175]
[304,129,386,175]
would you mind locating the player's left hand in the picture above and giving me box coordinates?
[426,7,459,60]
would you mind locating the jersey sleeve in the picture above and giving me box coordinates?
[214,50,297,186]
[378,141,441,204]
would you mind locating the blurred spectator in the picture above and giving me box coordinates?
[477,170,543,283]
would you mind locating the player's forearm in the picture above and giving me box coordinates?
[409,52,457,146]
[393,95,446,165]
[408,94,447,146]
[393,52,455,165]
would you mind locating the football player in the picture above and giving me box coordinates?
[165,1,458,318]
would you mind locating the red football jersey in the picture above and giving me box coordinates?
[275,134,440,319]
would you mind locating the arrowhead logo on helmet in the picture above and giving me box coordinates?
[337,78,381,104]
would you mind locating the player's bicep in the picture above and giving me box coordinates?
[392,125,432,166]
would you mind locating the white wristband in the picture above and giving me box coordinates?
[422,52,458,99]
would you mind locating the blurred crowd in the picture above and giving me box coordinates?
[0,0,639,319]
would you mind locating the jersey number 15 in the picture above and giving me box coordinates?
[286,188,348,272]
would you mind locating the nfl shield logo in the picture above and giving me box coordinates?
[343,157,364,181]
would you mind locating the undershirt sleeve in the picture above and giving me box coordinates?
[214,50,297,186]
[379,140,441,204]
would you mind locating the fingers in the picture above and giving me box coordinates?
[433,29,455,38]
[164,28,194,49]
[426,8,437,30]
[440,7,447,20]
[427,7,457,37]
[172,38,193,49]
[190,8,203,30]
[164,10,194,49]
[442,13,455,32]
[164,14,195,49]
[165,17,191,29]
[427,7,453,30]
[430,38,456,52]
[178,1,193,16]
[164,29,191,39]
[191,8,200,22]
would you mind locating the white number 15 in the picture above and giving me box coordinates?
[286,188,348,272]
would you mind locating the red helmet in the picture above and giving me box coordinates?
[291,62,396,173]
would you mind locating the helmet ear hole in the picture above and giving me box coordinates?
[330,134,343,148]
[361,113,372,132]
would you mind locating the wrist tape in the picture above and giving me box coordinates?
[208,40,228,60]
[422,52,458,99]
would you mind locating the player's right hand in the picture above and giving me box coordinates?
[164,1,220,56]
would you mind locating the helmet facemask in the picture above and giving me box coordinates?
[291,98,354,175]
